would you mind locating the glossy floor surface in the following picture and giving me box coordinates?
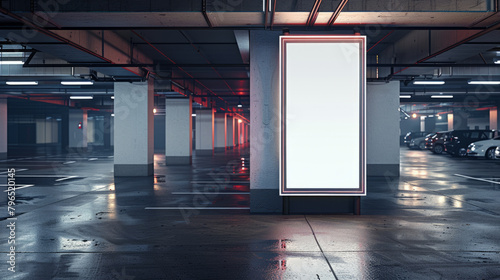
[1,146,500,279]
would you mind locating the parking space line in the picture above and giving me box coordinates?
[2,184,35,191]
[88,158,98,161]
[454,174,500,185]
[172,192,250,195]
[63,161,76,165]
[55,176,78,182]
[190,181,250,184]
[0,168,28,175]
[145,207,250,210]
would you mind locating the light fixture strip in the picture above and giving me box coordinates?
[0,61,24,65]
[413,81,445,85]
[6,81,38,86]
[69,96,93,100]
[468,81,500,85]
[61,81,94,85]
[431,95,453,98]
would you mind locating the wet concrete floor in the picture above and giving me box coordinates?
[1,145,500,279]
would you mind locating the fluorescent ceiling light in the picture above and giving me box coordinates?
[192,114,196,117]
[6,81,38,85]
[237,104,243,108]
[111,96,114,99]
[468,80,500,85]
[431,95,453,98]
[0,61,24,65]
[399,95,412,98]
[413,81,445,85]
[111,114,115,117]
[61,81,94,86]
[70,96,93,100]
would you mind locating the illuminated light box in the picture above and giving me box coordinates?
[279,35,366,196]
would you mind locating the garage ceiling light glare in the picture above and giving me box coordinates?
[399,95,412,98]
[0,60,24,65]
[237,98,243,108]
[494,58,500,64]
[413,81,445,85]
[412,113,417,118]
[6,81,38,85]
[70,96,93,100]
[111,96,114,99]
[468,80,500,85]
[431,95,453,98]
[61,81,94,85]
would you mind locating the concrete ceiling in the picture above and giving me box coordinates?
[0,0,499,113]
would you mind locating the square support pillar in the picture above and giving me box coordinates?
[165,97,192,165]
[490,107,498,130]
[68,109,88,151]
[234,118,240,146]
[214,113,226,152]
[0,99,7,159]
[366,82,400,176]
[249,30,283,213]
[226,115,234,149]
[113,80,154,176]
[195,109,214,155]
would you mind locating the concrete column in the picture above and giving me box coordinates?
[234,118,240,146]
[226,115,234,149]
[367,82,400,176]
[246,124,250,143]
[214,113,226,152]
[239,122,244,144]
[113,80,154,176]
[195,109,214,155]
[490,107,498,130]
[0,99,7,159]
[68,109,88,150]
[165,97,192,165]
[249,30,282,213]
[453,109,469,130]
[448,113,454,130]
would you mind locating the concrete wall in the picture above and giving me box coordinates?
[68,109,87,148]
[154,114,166,151]
[36,118,58,144]
[366,82,400,176]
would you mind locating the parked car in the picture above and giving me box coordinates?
[409,133,435,150]
[496,146,500,159]
[445,130,497,157]
[426,131,450,154]
[467,137,500,159]
[404,131,428,147]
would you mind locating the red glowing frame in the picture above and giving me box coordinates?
[279,35,366,196]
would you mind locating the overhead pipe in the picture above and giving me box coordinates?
[0,7,144,77]
[394,17,500,75]
[201,0,213,28]
[327,0,349,26]
[306,0,323,27]
[131,30,232,110]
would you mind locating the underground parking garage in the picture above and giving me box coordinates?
[1,0,500,279]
